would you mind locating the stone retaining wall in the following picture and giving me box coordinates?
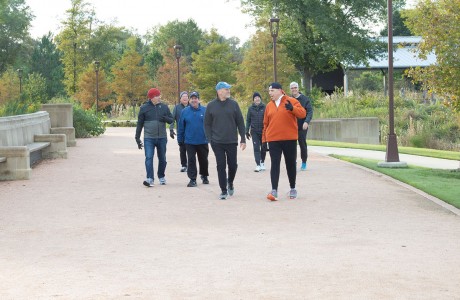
[309,117,380,144]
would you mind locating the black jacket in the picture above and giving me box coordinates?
[245,102,265,134]
[295,93,313,129]
[204,98,246,144]
[135,101,173,139]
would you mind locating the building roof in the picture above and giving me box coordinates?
[350,36,437,70]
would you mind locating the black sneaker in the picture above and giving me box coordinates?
[227,182,234,196]
[219,192,228,200]
[187,180,197,187]
[201,175,209,184]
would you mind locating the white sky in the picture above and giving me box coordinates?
[25,0,256,44]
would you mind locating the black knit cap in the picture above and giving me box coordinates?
[269,82,282,89]
[252,92,261,100]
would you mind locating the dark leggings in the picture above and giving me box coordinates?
[268,140,297,190]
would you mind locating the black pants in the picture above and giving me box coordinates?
[251,131,266,165]
[268,140,297,190]
[185,144,209,180]
[298,129,308,163]
[210,142,238,193]
[179,142,187,167]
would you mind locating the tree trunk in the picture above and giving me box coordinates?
[300,66,313,96]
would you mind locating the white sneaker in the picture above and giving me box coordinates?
[159,177,166,185]
[260,163,266,171]
[254,165,261,172]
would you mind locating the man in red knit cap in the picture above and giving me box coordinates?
[262,82,306,201]
[135,88,173,187]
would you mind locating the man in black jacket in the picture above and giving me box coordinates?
[290,82,313,171]
[135,88,173,187]
[204,82,246,200]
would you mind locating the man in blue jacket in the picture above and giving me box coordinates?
[177,91,209,187]
[135,88,173,187]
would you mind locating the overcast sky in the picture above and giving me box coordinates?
[25,0,256,44]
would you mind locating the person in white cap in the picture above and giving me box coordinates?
[204,82,246,200]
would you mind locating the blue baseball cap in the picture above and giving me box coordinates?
[215,81,232,90]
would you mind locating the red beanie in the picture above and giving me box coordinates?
[147,88,161,99]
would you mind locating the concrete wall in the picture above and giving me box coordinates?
[41,104,76,146]
[309,117,380,144]
[0,111,67,180]
[0,111,51,146]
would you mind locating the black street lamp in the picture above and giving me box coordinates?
[269,17,280,82]
[94,61,100,115]
[17,69,23,94]
[174,44,182,105]
[385,0,400,162]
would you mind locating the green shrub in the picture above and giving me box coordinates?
[73,104,105,138]
[0,94,41,117]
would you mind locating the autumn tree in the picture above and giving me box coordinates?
[188,29,237,102]
[55,0,94,95]
[145,19,204,81]
[147,19,204,58]
[235,29,296,105]
[0,67,19,105]
[155,44,190,106]
[111,37,150,114]
[75,63,111,110]
[240,0,405,94]
[404,0,460,111]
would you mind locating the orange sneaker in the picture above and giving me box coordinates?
[267,190,278,201]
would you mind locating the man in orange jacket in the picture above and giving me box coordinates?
[262,82,306,201]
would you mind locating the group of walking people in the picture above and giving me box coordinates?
[135,81,313,201]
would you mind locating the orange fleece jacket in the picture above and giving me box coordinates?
[262,95,307,143]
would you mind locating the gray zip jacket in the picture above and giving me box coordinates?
[135,100,173,139]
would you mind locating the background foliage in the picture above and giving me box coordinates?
[0,0,459,144]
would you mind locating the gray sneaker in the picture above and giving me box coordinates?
[289,188,297,199]
[159,177,166,185]
[227,182,234,196]
[219,192,228,200]
[143,178,154,187]
[187,180,197,187]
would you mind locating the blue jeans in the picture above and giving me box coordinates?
[144,137,167,181]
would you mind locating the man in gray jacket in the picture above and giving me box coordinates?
[204,82,246,200]
[135,88,173,187]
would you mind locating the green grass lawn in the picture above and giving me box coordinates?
[309,140,460,161]
[331,155,460,209]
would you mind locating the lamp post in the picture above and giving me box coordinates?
[385,0,400,162]
[94,61,100,115]
[174,44,182,105]
[17,69,23,94]
[269,17,280,82]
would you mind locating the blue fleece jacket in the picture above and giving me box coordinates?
[177,105,208,145]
